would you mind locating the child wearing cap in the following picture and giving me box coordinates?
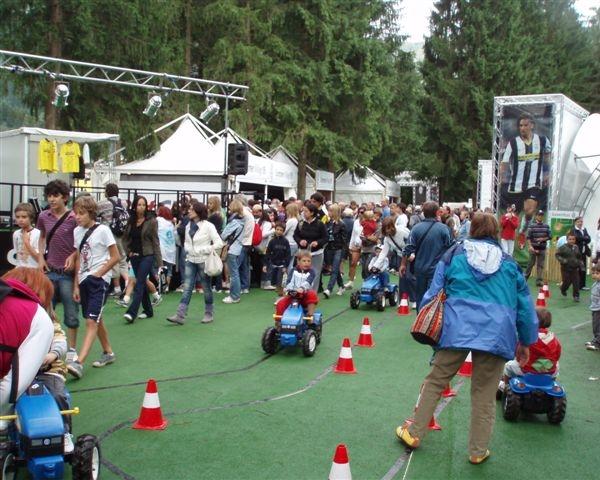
[368,244,390,289]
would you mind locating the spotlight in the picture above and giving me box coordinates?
[143,95,162,117]
[200,101,220,123]
[52,83,70,108]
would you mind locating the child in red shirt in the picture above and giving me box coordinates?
[500,308,561,389]
[360,210,377,239]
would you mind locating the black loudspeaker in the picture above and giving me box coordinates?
[227,143,249,175]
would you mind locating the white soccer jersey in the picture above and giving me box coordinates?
[502,134,551,193]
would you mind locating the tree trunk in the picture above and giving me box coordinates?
[297,141,307,200]
[185,0,192,76]
[45,0,62,129]
[244,0,255,139]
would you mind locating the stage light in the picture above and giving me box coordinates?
[143,95,162,117]
[200,101,220,123]
[52,83,69,108]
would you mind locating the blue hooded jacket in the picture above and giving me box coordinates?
[421,238,538,360]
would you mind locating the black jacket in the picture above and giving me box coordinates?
[293,218,328,252]
[325,220,347,250]
[265,236,291,267]
[572,227,591,257]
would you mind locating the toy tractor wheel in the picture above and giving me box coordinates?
[1,453,17,480]
[312,323,323,344]
[261,327,278,354]
[389,289,399,307]
[350,291,360,309]
[547,396,567,424]
[375,292,386,311]
[72,434,101,480]
[502,389,521,421]
[302,330,317,357]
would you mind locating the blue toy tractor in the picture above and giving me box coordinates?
[262,290,323,356]
[502,373,567,424]
[349,271,399,312]
[0,382,101,479]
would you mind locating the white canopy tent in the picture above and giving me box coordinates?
[267,145,316,199]
[0,126,119,217]
[335,166,399,203]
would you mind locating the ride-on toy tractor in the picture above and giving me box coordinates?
[262,290,323,356]
[0,382,101,479]
[502,373,567,424]
[350,270,399,312]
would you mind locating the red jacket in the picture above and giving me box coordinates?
[522,328,561,375]
[500,213,519,240]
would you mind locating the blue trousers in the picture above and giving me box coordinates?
[127,255,154,318]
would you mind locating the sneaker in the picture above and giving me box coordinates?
[201,313,214,323]
[586,344,599,351]
[151,295,163,306]
[323,289,331,299]
[336,287,345,296]
[395,425,420,449]
[108,289,122,297]
[66,348,78,364]
[124,313,134,324]
[263,285,276,291]
[344,281,354,289]
[560,290,567,297]
[67,361,84,379]
[92,352,116,368]
[469,450,491,465]
[138,312,151,319]
[241,289,250,294]
[581,286,590,291]
[115,298,129,308]
[175,286,185,293]
[410,302,417,310]
[167,314,185,325]
[64,433,74,454]
[222,296,240,304]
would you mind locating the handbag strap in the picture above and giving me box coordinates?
[44,210,71,257]
[79,224,100,252]
[413,221,436,258]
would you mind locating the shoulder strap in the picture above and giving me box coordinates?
[388,235,403,251]
[44,210,71,258]
[79,224,101,252]
[414,221,436,258]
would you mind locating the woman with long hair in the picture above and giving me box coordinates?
[323,203,347,298]
[293,203,328,291]
[220,199,245,304]
[284,202,300,272]
[122,195,163,323]
[167,202,223,324]
[345,206,366,289]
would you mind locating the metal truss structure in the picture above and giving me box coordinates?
[0,49,248,101]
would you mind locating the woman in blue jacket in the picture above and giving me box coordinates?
[396,213,538,464]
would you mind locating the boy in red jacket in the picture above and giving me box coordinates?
[499,308,561,392]
[500,205,519,255]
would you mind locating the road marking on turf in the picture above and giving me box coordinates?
[571,320,591,330]
[381,378,466,480]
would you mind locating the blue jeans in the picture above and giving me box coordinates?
[127,255,154,318]
[238,246,251,290]
[415,273,433,310]
[270,266,285,288]
[378,271,390,287]
[227,253,241,300]
[47,271,79,329]
[288,244,298,273]
[326,249,345,291]
[180,261,213,313]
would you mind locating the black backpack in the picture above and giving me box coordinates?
[109,199,129,237]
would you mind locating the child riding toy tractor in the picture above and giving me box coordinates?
[261,290,323,357]
[0,382,101,479]
[350,268,399,312]
[502,373,567,424]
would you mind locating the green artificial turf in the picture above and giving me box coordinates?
[55,277,599,480]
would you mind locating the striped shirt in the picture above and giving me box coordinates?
[37,209,77,269]
[502,134,551,193]
[527,221,551,250]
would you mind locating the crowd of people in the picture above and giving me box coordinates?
[3,178,600,463]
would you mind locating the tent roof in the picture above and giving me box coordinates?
[0,127,118,143]
[335,166,387,190]
[115,115,221,175]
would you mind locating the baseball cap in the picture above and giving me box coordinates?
[536,210,544,216]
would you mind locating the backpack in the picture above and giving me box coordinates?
[109,199,129,237]
[252,222,262,247]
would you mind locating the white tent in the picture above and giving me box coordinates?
[114,114,224,193]
[268,145,315,199]
[0,126,118,216]
[335,166,399,203]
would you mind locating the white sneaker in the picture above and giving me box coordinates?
[410,302,417,310]
[138,313,149,319]
[66,348,78,364]
[151,294,163,306]
[222,296,240,304]
[64,433,74,454]
[344,281,354,289]
[241,289,250,294]
[263,285,276,291]
[323,289,331,299]
[336,287,345,296]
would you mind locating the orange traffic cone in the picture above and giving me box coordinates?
[397,293,410,315]
[536,288,546,307]
[355,317,375,347]
[441,384,456,398]
[542,282,551,298]
[328,444,352,480]
[457,352,472,377]
[428,415,442,431]
[133,379,168,430]
[334,338,357,374]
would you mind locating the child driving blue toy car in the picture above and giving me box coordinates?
[350,245,399,311]
[274,250,319,319]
